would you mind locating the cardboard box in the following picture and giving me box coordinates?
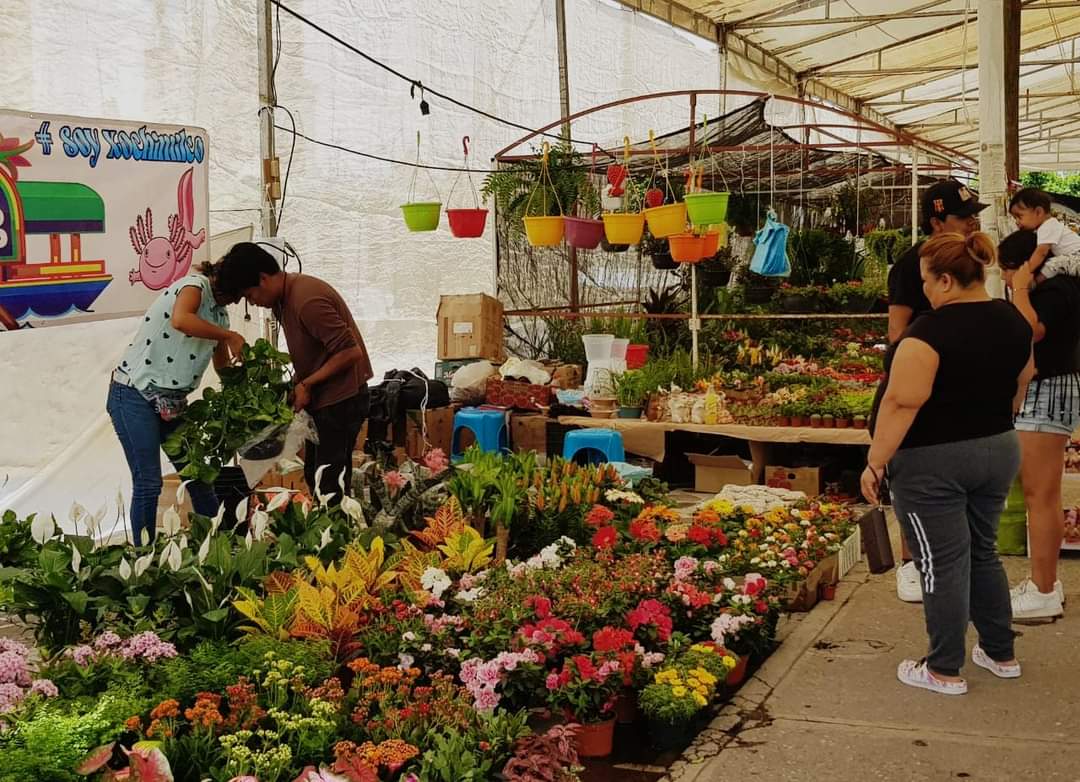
[437,294,504,361]
[511,413,548,454]
[766,465,821,497]
[687,454,753,494]
[357,406,455,462]
[485,377,553,411]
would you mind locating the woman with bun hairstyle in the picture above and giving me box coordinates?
[998,228,1080,620]
[862,232,1034,695]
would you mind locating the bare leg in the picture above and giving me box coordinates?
[1018,430,1066,593]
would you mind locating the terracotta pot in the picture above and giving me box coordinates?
[575,717,616,758]
[810,416,822,429]
[776,416,790,427]
[823,415,835,429]
[835,418,850,429]
[790,416,805,428]
[726,655,749,687]
[614,689,638,724]
[853,417,867,430]
[819,583,837,601]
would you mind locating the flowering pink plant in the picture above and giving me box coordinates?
[545,654,622,724]
[422,448,450,475]
[0,638,57,713]
[459,649,542,711]
[383,470,409,494]
[626,599,673,645]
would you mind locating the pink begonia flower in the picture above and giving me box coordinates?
[674,556,699,581]
[474,686,501,712]
[422,448,450,474]
[29,679,58,698]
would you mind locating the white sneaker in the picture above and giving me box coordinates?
[897,659,967,696]
[896,561,923,603]
[1010,579,1064,621]
[971,645,1021,679]
[1010,577,1064,605]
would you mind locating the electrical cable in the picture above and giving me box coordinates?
[269,0,608,151]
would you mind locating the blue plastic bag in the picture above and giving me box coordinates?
[749,210,791,277]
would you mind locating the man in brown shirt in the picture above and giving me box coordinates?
[219,242,373,500]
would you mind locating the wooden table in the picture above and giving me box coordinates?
[556,416,870,483]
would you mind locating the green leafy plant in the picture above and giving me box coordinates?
[163,339,294,485]
[482,145,595,232]
[419,729,495,782]
[611,370,648,409]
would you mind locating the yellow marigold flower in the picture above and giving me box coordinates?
[672,686,688,697]
[722,656,737,670]
[694,693,707,707]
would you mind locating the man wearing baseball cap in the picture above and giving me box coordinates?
[884,179,988,603]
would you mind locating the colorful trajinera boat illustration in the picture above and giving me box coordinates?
[0,164,111,326]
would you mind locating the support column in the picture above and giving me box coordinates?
[555,0,579,312]
[978,0,1007,299]
[257,0,279,343]
[1004,0,1021,184]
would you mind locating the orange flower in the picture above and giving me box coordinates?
[124,716,143,733]
[150,699,180,720]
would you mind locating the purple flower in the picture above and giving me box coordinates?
[0,682,24,713]
[118,631,177,663]
[93,631,123,651]
[29,679,58,698]
[67,645,95,667]
[0,639,29,657]
[0,651,30,687]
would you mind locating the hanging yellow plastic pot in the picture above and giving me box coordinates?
[524,216,565,247]
[643,202,687,238]
[602,212,645,245]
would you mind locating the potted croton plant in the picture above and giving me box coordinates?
[545,654,622,758]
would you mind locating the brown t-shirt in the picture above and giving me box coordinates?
[275,272,373,410]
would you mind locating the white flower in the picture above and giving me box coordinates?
[70,544,82,574]
[235,497,249,526]
[250,510,270,542]
[318,526,333,552]
[134,552,154,578]
[118,558,132,581]
[723,577,737,591]
[265,490,292,513]
[402,631,417,642]
[69,502,87,524]
[421,567,452,599]
[398,653,415,670]
[750,557,762,565]
[340,495,367,527]
[31,515,56,545]
[159,541,182,572]
[456,587,484,603]
[197,533,212,565]
[421,643,432,652]
[446,648,461,658]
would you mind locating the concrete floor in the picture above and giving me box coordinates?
[664,518,1080,782]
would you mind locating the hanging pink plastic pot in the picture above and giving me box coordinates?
[447,208,488,238]
[564,217,604,249]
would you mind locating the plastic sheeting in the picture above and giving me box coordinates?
[0,0,740,521]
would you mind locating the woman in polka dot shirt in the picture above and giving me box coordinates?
[107,259,246,546]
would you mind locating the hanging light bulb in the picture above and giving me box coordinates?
[411,81,430,116]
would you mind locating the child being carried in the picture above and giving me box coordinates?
[1009,187,1080,278]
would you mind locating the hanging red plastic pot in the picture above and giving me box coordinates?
[446,136,488,238]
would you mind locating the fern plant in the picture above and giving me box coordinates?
[482,144,595,234]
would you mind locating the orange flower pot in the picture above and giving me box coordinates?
[575,717,616,758]
[727,655,749,686]
[668,233,707,263]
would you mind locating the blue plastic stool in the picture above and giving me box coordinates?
[562,428,625,465]
[452,407,509,458]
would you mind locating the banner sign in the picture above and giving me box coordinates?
[0,109,210,331]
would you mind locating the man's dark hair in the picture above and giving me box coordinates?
[997,229,1039,270]
[218,242,280,296]
[1009,188,1053,213]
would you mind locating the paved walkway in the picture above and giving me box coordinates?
[664,518,1080,782]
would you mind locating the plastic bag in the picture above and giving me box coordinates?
[451,360,497,404]
[238,411,319,487]
[499,357,551,385]
[749,210,791,277]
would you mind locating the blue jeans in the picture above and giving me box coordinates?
[106,381,218,545]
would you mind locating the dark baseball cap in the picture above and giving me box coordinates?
[921,180,988,231]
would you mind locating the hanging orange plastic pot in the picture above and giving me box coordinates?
[643,202,687,238]
[602,212,645,245]
[669,233,707,263]
[700,230,721,258]
[524,216,565,247]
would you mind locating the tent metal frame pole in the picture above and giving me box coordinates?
[554,0,579,314]
[257,0,279,345]
[911,145,919,246]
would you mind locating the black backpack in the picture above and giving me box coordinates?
[366,368,450,455]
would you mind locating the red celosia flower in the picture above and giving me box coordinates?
[687,525,713,546]
[592,526,618,549]
[586,505,615,528]
[629,518,661,543]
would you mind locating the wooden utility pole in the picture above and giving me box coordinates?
[258,0,280,343]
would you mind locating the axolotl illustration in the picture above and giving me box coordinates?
[128,167,206,290]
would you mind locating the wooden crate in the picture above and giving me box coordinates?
[437,293,504,361]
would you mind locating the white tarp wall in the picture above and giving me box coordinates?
[1,0,739,523]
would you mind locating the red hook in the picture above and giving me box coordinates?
[462,136,471,157]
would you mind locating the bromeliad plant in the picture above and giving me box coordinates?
[163,339,294,485]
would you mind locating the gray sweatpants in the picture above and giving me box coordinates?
[888,431,1020,676]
